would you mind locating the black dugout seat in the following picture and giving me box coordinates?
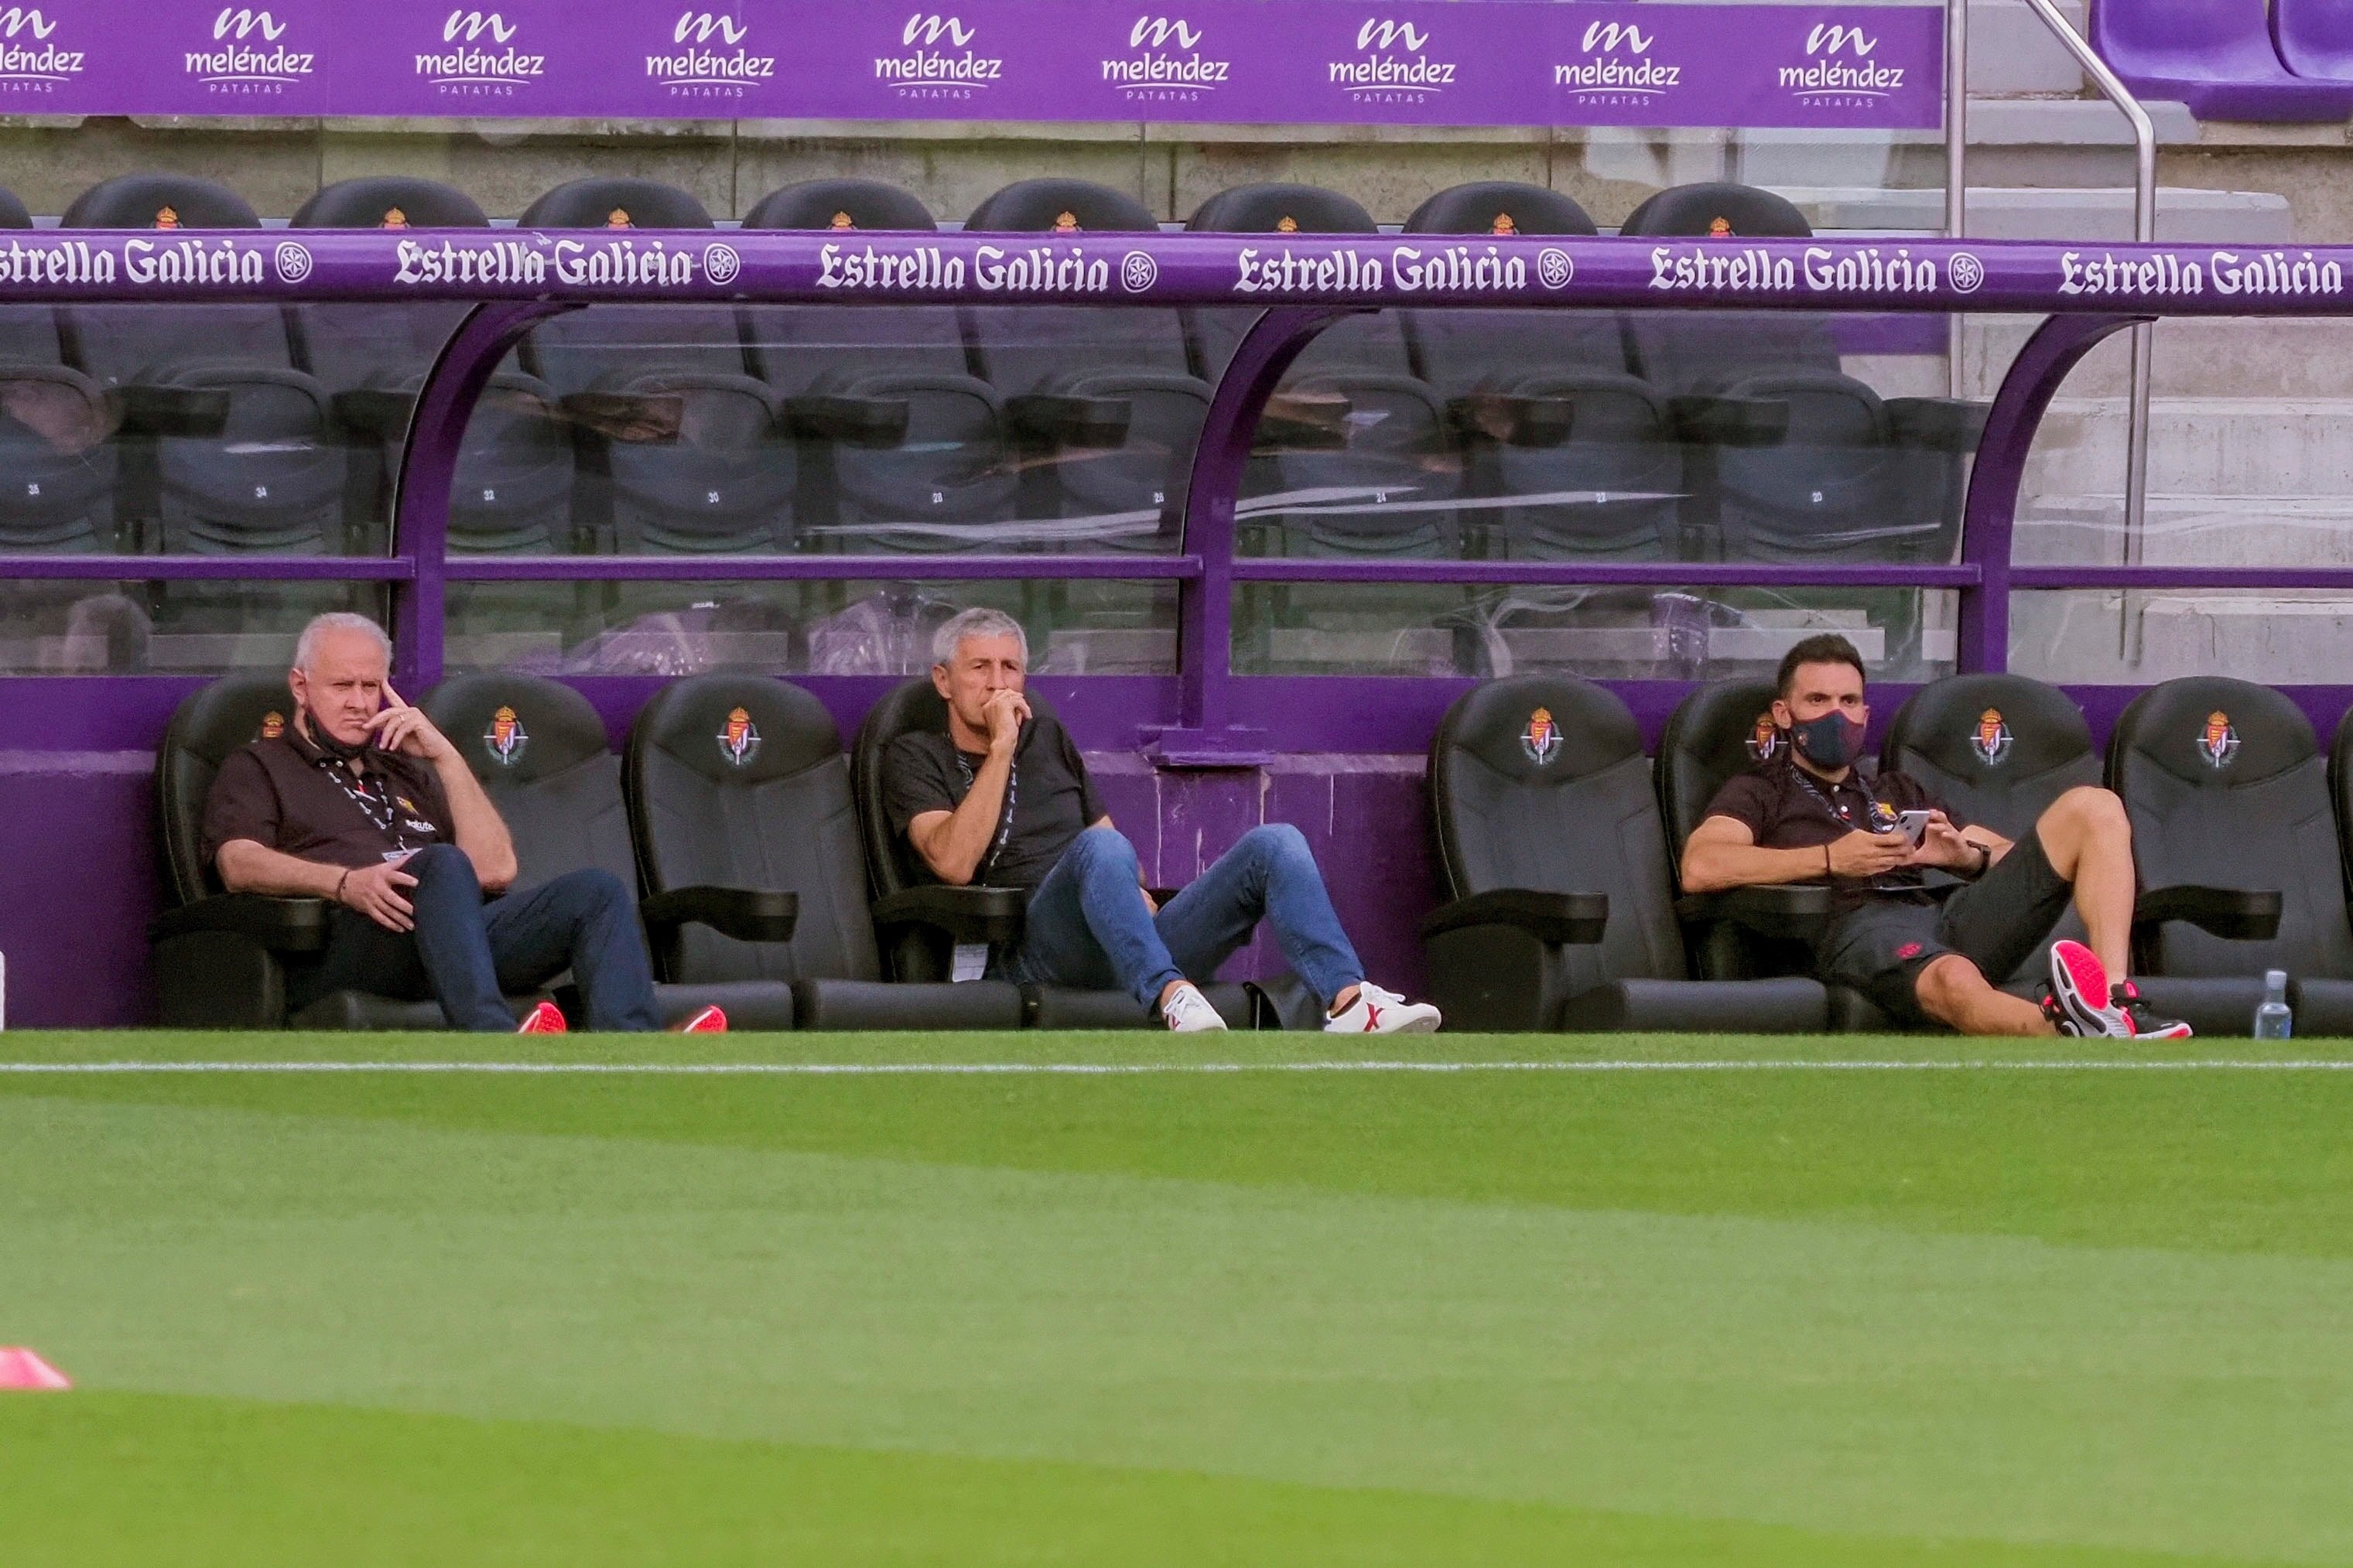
[61,175,342,557]
[292,178,573,555]
[1401,183,1680,562]
[517,179,794,555]
[963,179,1206,554]
[0,183,117,554]
[2103,678,2317,1033]
[740,179,1017,552]
[624,673,1023,1029]
[1425,675,1828,1030]
[150,675,540,1030]
[1881,672,2098,984]
[850,677,1259,1027]
[423,673,798,1028]
[1616,183,1981,565]
[1185,183,1462,559]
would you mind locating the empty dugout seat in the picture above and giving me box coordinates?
[1657,678,1886,1028]
[850,677,1258,1027]
[963,178,1208,554]
[1880,672,2099,986]
[291,177,573,555]
[624,673,1024,1028]
[1400,182,1681,562]
[517,179,793,555]
[61,175,342,556]
[422,673,798,1028]
[1184,183,1462,559]
[1616,183,1980,566]
[2106,678,2328,1033]
[149,675,542,1029]
[2095,0,2353,118]
[0,183,117,554]
[740,179,1017,552]
[1424,675,1828,1030]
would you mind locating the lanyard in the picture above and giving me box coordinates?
[1789,763,1873,829]
[315,754,416,859]
[952,746,1018,883]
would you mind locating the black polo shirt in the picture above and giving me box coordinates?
[202,719,456,876]
[1700,752,1960,911]
[883,714,1104,892]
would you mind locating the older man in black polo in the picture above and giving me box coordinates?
[203,612,714,1033]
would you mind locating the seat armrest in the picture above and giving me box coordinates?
[1667,394,1789,447]
[2133,885,2283,943]
[1420,888,1607,945]
[1253,389,1352,449]
[1445,392,1573,449]
[559,391,683,443]
[784,392,911,447]
[872,885,1027,946]
[1675,884,1833,938]
[331,388,417,436]
[148,893,331,953]
[642,886,799,945]
[114,384,231,438]
[1887,396,1989,452]
[1007,393,1132,448]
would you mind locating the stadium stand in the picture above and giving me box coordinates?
[624,672,1025,1030]
[422,673,800,1030]
[0,183,117,557]
[2094,0,2353,120]
[1423,673,1831,1032]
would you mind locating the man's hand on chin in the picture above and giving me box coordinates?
[365,682,459,764]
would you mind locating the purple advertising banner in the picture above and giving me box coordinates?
[0,0,1944,129]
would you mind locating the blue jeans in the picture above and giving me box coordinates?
[1000,823,1363,1013]
[289,843,662,1032]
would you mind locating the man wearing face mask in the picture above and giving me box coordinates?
[1679,634,2188,1038]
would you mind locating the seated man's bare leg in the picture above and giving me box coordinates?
[2033,785,2136,977]
[1915,952,2055,1037]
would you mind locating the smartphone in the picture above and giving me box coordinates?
[1896,809,1933,849]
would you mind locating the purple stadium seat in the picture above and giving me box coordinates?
[2091,0,2353,120]
[2275,0,2353,84]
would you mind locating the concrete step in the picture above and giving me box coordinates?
[1959,317,2353,400]
[2028,397,2353,497]
[2013,494,2353,568]
[2012,590,2353,685]
[1968,0,2089,98]
[1958,97,2202,187]
[1797,183,2291,241]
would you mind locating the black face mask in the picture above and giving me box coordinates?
[299,707,374,764]
[1790,709,1868,770]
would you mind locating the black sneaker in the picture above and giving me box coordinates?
[2109,979,2193,1040]
[2042,940,2194,1039]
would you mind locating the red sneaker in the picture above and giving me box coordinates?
[516,999,567,1034]
[671,1005,728,1034]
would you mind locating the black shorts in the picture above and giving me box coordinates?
[1814,831,2076,1024]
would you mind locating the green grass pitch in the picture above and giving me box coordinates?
[5,1030,2352,1566]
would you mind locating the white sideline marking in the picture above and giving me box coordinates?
[2,1058,2352,1075]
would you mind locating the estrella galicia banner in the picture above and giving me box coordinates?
[0,0,1944,130]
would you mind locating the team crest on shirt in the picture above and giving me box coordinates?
[484,705,528,765]
[1745,712,1780,762]
[2198,709,2239,769]
[1868,800,1901,833]
[1971,707,2013,766]
[718,705,761,766]
[258,710,285,740]
[1520,706,1560,765]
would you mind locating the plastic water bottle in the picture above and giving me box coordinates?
[2254,970,2293,1040]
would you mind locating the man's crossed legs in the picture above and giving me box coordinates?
[1001,823,1438,1033]
[1819,786,2188,1039]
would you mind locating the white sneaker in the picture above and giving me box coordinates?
[1161,982,1229,1033]
[1324,982,1442,1034]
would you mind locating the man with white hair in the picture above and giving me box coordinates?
[202,612,720,1033]
[884,606,1441,1033]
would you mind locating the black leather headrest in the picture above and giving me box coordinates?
[1658,678,1783,842]
[65,174,258,230]
[1619,181,1812,239]
[966,179,1158,233]
[743,179,937,232]
[520,179,713,231]
[1433,674,1640,786]
[294,177,487,230]
[1884,673,2092,785]
[423,673,613,787]
[2109,675,2317,788]
[1186,183,1376,234]
[158,674,296,906]
[1404,182,1596,237]
[628,673,840,785]
[0,186,30,229]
